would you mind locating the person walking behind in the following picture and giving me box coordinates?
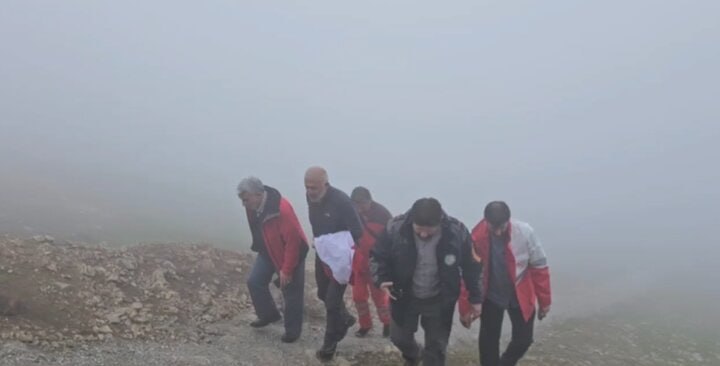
[349,186,392,338]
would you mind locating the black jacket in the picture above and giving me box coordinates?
[370,211,483,325]
[307,185,364,241]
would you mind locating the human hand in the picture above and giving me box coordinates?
[538,306,551,321]
[380,282,396,300]
[279,272,292,288]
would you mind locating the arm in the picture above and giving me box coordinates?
[459,224,483,305]
[370,225,393,288]
[527,227,552,309]
[339,196,364,242]
[279,200,308,277]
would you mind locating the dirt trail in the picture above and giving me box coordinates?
[1,235,718,366]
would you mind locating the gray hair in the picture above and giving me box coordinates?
[236,176,265,195]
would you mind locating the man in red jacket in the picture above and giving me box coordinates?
[458,201,552,366]
[238,177,309,343]
[350,187,392,338]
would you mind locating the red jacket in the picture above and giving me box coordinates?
[459,219,551,322]
[247,186,308,277]
[352,201,392,276]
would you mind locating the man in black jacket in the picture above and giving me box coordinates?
[305,166,364,362]
[371,198,483,366]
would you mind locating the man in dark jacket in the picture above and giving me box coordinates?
[238,177,309,343]
[371,198,483,366]
[305,167,364,362]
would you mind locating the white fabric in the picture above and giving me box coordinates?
[314,231,355,285]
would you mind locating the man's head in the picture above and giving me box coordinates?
[237,176,265,211]
[484,201,511,236]
[411,198,443,240]
[305,166,329,203]
[351,186,373,215]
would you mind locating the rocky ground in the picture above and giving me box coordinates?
[1,235,718,366]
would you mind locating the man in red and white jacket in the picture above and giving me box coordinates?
[349,187,392,338]
[458,201,552,366]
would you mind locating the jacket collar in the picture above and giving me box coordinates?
[257,185,282,224]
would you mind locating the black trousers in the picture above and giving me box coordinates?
[315,255,353,349]
[479,300,535,366]
[390,296,454,366]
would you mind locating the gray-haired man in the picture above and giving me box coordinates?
[237,177,309,343]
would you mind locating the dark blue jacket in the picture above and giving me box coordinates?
[370,211,483,326]
[307,185,364,241]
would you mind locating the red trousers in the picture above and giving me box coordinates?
[352,270,390,329]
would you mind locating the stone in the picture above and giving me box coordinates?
[54,281,71,290]
[149,269,170,290]
[32,235,55,244]
[119,258,137,271]
[106,312,124,324]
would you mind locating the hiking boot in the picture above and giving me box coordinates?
[315,344,336,362]
[382,324,391,338]
[355,327,371,338]
[403,355,422,366]
[339,316,356,340]
[281,333,299,343]
[249,315,281,328]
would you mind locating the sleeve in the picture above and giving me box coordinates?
[370,224,393,288]
[459,223,483,306]
[279,201,308,277]
[527,226,552,309]
[340,196,364,242]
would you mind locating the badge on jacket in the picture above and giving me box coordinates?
[444,254,456,266]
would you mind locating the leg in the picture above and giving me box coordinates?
[390,307,421,363]
[246,253,281,322]
[315,254,329,302]
[281,258,306,339]
[479,300,505,366]
[322,279,350,348]
[369,277,391,326]
[500,307,535,366]
[420,303,454,366]
[352,271,372,330]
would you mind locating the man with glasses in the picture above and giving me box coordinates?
[458,201,552,366]
[371,198,483,366]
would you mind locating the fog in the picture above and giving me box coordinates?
[1,1,719,320]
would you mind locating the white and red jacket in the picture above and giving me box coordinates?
[459,219,552,322]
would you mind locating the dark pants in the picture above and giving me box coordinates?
[315,255,353,350]
[479,300,535,366]
[390,296,454,366]
[246,253,305,338]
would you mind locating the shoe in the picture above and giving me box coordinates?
[339,316,356,340]
[315,345,336,362]
[403,359,421,366]
[281,333,299,343]
[382,324,390,338]
[249,315,281,328]
[355,327,371,338]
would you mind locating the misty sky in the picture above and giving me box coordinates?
[1,1,719,285]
